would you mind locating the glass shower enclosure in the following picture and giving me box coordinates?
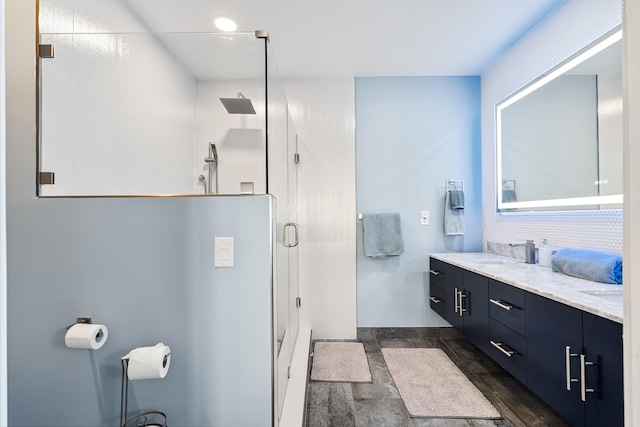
[37,29,300,423]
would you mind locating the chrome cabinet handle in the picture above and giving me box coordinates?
[489,298,515,311]
[490,340,515,357]
[454,287,459,313]
[429,269,441,276]
[429,296,441,304]
[580,354,596,401]
[565,346,579,391]
[458,291,467,316]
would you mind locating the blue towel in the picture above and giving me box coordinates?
[444,192,464,236]
[551,248,622,284]
[449,190,465,209]
[502,189,517,202]
[362,212,404,257]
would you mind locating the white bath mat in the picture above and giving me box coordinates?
[382,347,500,419]
[310,341,372,383]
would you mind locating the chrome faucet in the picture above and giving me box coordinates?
[510,240,536,264]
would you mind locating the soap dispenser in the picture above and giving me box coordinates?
[538,240,554,267]
[524,240,536,264]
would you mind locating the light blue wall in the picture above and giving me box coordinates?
[355,76,482,327]
[7,196,274,427]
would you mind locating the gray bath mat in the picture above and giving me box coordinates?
[382,348,500,419]
[311,341,372,383]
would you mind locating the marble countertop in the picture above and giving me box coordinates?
[429,252,623,324]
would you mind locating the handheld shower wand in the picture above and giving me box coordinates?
[204,143,218,194]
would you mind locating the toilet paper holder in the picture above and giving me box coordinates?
[65,316,93,331]
[120,358,168,427]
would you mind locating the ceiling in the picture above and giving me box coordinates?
[124,0,566,79]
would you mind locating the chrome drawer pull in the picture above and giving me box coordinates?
[429,269,441,276]
[565,346,579,391]
[490,340,515,357]
[429,296,442,304]
[489,298,515,311]
[580,354,596,401]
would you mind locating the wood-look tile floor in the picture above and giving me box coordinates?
[305,328,571,427]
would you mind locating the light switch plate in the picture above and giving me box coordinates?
[420,211,429,225]
[215,237,234,267]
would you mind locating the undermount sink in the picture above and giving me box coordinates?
[579,289,623,304]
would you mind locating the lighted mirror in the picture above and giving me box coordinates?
[496,29,623,211]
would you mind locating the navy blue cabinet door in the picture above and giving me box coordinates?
[526,293,584,426]
[440,262,464,330]
[583,312,624,427]
[462,270,490,355]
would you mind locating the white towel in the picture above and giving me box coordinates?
[444,192,465,236]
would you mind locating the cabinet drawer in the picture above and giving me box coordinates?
[429,283,445,317]
[429,258,449,288]
[490,318,527,385]
[489,279,526,336]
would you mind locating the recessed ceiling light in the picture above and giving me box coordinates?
[214,17,237,32]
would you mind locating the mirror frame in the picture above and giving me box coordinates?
[496,28,623,212]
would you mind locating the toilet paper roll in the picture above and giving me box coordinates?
[123,343,171,380]
[65,323,109,350]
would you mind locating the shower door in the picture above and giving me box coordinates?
[267,49,300,419]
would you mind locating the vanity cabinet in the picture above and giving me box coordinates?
[428,256,623,427]
[429,258,462,328]
[428,258,452,319]
[488,280,527,385]
[526,293,623,427]
[459,271,490,355]
[429,260,489,354]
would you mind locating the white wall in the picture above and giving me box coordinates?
[623,2,640,424]
[283,78,357,340]
[39,0,195,196]
[482,0,622,253]
[355,76,483,327]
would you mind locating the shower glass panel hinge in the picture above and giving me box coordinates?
[294,153,300,164]
[255,30,269,41]
[39,172,55,185]
[296,297,301,308]
[287,366,291,379]
[38,44,55,58]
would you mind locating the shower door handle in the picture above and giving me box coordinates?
[283,223,299,248]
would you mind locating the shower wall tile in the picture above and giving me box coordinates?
[39,2,196,196]
[284,78,357,339]
[193,79,266,195]
[481,0,622,254]
[71,0,146,33]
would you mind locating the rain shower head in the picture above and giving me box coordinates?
[220,92,256,115]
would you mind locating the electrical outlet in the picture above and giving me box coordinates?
[420,211,429,225]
